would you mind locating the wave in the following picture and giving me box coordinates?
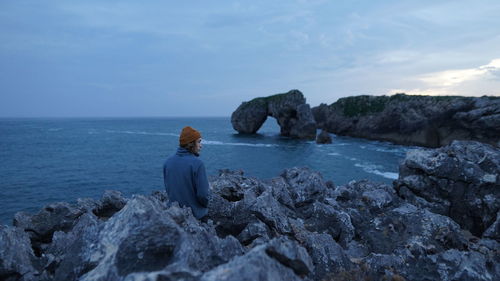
[360,144,407,154]
[354,163,398,180]
[328,152,341,156]
[105,130,179,137]
[104,130,278,147]
[202,140,279,147]
[48,128,62,132]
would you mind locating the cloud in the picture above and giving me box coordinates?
[419,59,500,87]
[388,59,500,96]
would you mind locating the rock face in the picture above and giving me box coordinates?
[312,94,500,147]
[395,140,500,237]
[231,89,317,139]
[1,141,499,281]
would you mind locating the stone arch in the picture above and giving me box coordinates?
[231,90,317,139]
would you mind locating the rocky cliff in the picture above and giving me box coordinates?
[1,141,499,281]
[312,94,500,147]
[231,90,317,139]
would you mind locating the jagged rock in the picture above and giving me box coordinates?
[92,190,127,219]
[299,202,354,247]
[237,220,271,247]
[13,202,86,257]
[395,140,500,237]
[2,141,499,281]
[231,90,317,139]
[316,129,332,144]
[0,226,38,281]
[312,94,500,147]
[359,247,500,281]
[483,211,500,240]
[78,196,244,281]
[199,238,310,281]
[45,213,101,281]
[300,233,352,280]
[265,237,314,276]
[280,167,329,207]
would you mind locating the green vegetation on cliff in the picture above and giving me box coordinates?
[240,90,304,110]
[331,93,475,117]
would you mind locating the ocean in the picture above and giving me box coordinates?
[0,117,414,225]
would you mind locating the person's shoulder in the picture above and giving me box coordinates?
[189,156,205,167]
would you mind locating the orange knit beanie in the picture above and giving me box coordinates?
[179,126,201,146]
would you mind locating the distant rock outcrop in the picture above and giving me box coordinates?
[312,94,500,147]
[231,90,317,139]
[316,130,332,144]
[1,141,499,281]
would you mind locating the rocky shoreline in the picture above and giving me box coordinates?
[312,93,500,148]
[1,140,499,281]
[231,90,500,147]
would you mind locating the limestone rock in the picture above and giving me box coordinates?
[395,140,500,237]
[0,226,38,281]
[312,94,500,147]
[231,90,317,139]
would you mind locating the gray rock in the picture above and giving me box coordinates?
[301,233,352,280]
[265,237,314,276]
[312,94,500,147]
[237,220,271,247]
[92,190,127,219]
[76,195,244,281]
[299,201,354,247]
[0,226,38,281]
[13,202,85,257]
[47,213,101,281]
[200,239,308,281]
[395,140,500,237]
[316,129,332,144]
[280,167,328,207]
[231,90,317,139]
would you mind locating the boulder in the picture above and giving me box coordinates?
[231,90,317,139]
[0,226,38,281]
[395,140,500,238]
[199,249,298,281]
[316,129,332,144]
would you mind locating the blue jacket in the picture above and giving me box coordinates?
[163,147,209,219]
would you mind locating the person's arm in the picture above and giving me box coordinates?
[163,162,169,192]
[195,162,209,207]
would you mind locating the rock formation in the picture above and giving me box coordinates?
[1,141,499,281]
[316,130,332,144]
[312,93,500,147]
[231,89,317,140]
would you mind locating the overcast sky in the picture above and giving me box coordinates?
[1,0,499,117]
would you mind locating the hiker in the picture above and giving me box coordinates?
[163,126,209,220]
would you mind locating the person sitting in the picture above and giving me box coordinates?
[163,126,209,220]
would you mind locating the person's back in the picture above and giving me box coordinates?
[163,126,209,219]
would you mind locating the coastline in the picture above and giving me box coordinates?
[1,140,498,281]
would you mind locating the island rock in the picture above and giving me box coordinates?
[231,89,317,139]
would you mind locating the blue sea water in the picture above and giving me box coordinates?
[0,117,414,225]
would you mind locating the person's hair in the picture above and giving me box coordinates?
[181,140,199,156]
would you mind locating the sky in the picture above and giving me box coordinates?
[1,0,500,117]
